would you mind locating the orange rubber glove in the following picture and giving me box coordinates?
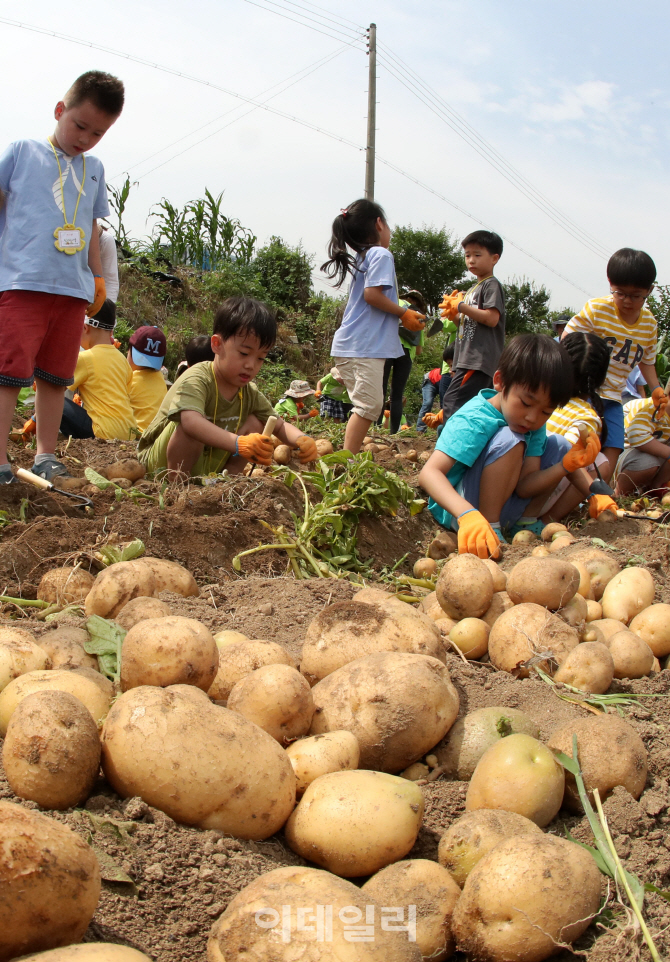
[235,433,274,465]
[400,424,410,430]
[399,309,426,332]
[562,433,600,472]
[423,410,444,428]
[589,494,618,519]
[72,394,82,407]
[295,435,318,463]
[384,409,391,419]
[439,291,465,321]
[652,386,668,417]
[21,417,36,440]
[308,408,319,418]
[457,509,501,559]
[314,390,322,399]
[86,276,107,318]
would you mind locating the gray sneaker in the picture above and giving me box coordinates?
[0,466,16,485]
[29,458,71,483]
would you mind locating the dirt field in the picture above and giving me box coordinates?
[1,436,670,961]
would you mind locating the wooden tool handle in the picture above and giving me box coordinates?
[262,415,277,437]
[16,467,53,490]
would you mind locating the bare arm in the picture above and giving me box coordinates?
[515,454,593,500]
[88,219,103,275]
[639,360,661,393]
[179,409,238,453]
[458,302,500,328]
[273,418,310,446]
[364,285,404,317]
[639,438,670,459]
[418,450,473,520]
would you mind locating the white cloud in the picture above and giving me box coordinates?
[527,81,615,122]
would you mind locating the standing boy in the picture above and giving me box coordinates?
[0,70,124,482]
[563,248,665,479]
[127,326,168,432]
[440,230,506,422]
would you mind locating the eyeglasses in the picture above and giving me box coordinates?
[610,289,649,302]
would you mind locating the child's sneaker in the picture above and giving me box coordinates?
[0,466,16,485]
[29,457,71,483]
[508,518,546,538]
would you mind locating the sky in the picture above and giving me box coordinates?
[1,0,668,309]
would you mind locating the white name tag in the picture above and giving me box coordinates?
[58,229,81,248]
[53,224,85,254]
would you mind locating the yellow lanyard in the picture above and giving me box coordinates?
[48,139,86,228]
[208,363,244,475]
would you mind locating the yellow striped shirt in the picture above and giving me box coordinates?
[564,296,657,402]
[623,397,670,447]
[547,398,601,444]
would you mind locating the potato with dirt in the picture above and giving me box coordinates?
[309,651,459,773]
[0,667,113,735]
[629,603,670,657]
[84,560,157,619]
[19,948,152,962]
[286,730,360,796]
[601,566,656,623]
[452,834,601,961]
[480,590,514,629]
[227,664,314,744]
[565,546,620,600]
[362,859,461,961]
[285,770,424,877]
[102,684,296,839]
[466,733,565,827]
[0,800,101,960]
[604,629,654,679]
[37,627,98,671]
[434,706,540,781]
[488,602,580,677]
[300,599,443,685]
[208,639,295,702]
[449,618,490,658]
[137,557,199,598]
[436,554,494,619]
[438,809,543,887]
[115,596,172,630]
[589,617,627,641]
[207,865,422,961]
[104,458,146,483]
[553,641,615,693]
[548,714,647,811]
[2,690,101,809]
[37,566,95,606]
[506,556,579,610]
[120,616,218,692]
[0,628,51,691]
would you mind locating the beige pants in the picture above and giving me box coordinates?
[334,356,385,421]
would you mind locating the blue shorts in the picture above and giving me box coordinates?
[501,434,570,528]
[601,398,624,450]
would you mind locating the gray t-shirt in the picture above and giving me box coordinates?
[453,276,506,377]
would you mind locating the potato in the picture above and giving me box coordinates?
[362,442,378,453]
[449,618,490,659]
[481,590,514,629]
[3,690,101,810]
[0,801,100,959]
[213,629,249,648]
[570,559,592,599]
[285,770,424,876]
[120,616,218,692]
[629,603,670,656]
[405,449,418,462]
[512,529,537,544]
[139,557,199,597]
[556,590,588,629]
[0,668,113,735]
[273,444,292,464]
[419,591,448,622]
[105,458,145,483]
[354,586,421,616]
[466,733,565,827]
[541,522,568,541]
[315,438,334,456]
[565,546,620,600]
[452,834,601,961]
[481,557,507,592]
[413,557,437,579]
[585,599,602,622]
[553,641,615,694]
[606,629,655,679]
[37,627,98,671]
[438,809,543,887]
[0,629,50,692]
[84,560,157,618]
[286,730,360,796]
[589,617,627,641]
[362,860,460,961]
[601,566,655,624]
[488,603,580,678]
[37,567,95,606]
[506,557,579,610]
[427,531,458,561]
[18,948,152,962]
[300,599,443,685]
[434,706,540,781]
[208,640,295,702]
[207,865,422,961]
[102,685,295,838]
[227,664,314,744]
[548,714,647,811]
[434,616,458,638]
[581,623,606,645]
[115,596,172,630]
[549,534,576,552]
[309,652,459,773]
[436,554,494,620]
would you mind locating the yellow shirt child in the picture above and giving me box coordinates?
[71,344,137,440]
[127,325,168,432]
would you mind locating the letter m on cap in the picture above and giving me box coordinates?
[147,338,162,355]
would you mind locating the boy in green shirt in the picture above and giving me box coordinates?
[139,297,317,479]
[275,380,318,422]
[315,366,352,422]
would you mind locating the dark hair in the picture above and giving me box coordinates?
[607,248,656,289]
[497,334,574,407]
[321,198,387,287]
[212,297,276,349]
[65,71,125,117]
[559,332,610,446]
[89,298,116,330]
[462,230,503,257]
[185,334,215,366]
[443,342,455,363]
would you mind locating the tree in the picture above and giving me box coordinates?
[648,284,670,342]
[390,225,467,312]
[503,278,552,336]
[253,237,314,310]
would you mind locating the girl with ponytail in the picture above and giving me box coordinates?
[321,199,425,454]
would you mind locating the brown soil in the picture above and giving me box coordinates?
[2,434,670,960]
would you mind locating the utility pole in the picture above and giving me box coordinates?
[365,23,376,201]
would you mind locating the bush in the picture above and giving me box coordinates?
[253,237,314,310]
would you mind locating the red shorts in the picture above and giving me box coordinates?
[0,290,87,388]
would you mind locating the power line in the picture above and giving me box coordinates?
[241,0,365,44]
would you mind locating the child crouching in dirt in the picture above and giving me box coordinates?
[613,395,670,496]
[418,334,596,559]
[138,297,317,480]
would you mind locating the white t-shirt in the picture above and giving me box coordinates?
[99,228,119,302]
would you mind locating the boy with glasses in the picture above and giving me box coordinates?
[562,248,666,479]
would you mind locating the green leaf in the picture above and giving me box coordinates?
[590,537,610,549]
[90,843,136,886]
[565,829,612,875]
[645,884,670,903]
[554,749,580,776]
[410,499,427,516]
[120,539,146,562]
[84,467,115,490]
[84,616,125,683]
